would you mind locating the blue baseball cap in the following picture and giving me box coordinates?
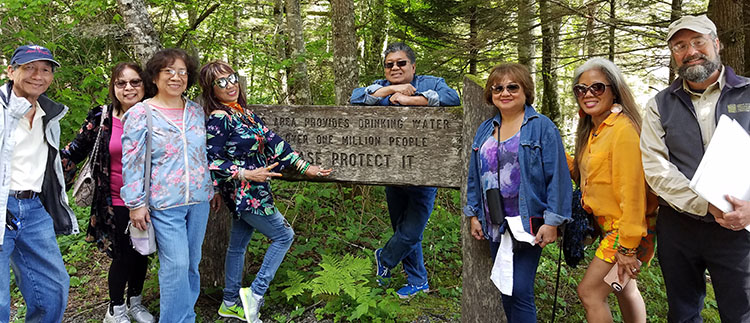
[10,45,61,68]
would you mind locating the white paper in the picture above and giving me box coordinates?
[507,216,538,245]
[689,115,750,231]
[490,231,514,295]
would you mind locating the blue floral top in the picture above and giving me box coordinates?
[479,132,521,242]
[206,109,303,217]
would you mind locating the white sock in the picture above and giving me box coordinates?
[253,293,263,301]
[224,300,235,307]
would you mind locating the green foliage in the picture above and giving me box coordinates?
[279,253,401,322]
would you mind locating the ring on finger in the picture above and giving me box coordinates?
[265,176,271,182]
[631,267,637,273]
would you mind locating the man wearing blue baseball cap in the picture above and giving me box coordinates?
[0,44,78,322]
[641,15,750,322]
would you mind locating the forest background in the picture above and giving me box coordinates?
[1,0,749,321]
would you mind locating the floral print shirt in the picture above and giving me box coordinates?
[479,132,521,242]
[206,108,303,217]
[120,99,213,210]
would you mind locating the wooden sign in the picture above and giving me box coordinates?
[250,104,464,188]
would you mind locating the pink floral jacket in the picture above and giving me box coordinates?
[120,99,213,210]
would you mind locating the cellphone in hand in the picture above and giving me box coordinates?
[603,260,642,292]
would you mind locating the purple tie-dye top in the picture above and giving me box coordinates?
[479,131,521,242]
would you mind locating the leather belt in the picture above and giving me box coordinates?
[9,190,38,199]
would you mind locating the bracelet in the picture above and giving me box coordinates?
[300,162,311,175]
[617,245,638,257]
[234,167,248,182]
[294,159,305,171]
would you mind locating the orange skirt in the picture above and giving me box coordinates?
[594,212,657,265]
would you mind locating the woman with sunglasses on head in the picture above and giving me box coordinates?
[569,57,657,323]
[199,60,331,322]
[120,49,214,322]
[61,62,155,323]
[464,63,571,322]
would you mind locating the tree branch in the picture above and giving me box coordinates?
[175,3,220,47]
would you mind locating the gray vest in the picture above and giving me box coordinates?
[654,66,750,217]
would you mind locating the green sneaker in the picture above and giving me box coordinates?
[218,301,246,321]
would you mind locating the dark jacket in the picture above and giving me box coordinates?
[61,105,118,255]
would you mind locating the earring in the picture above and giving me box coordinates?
[611,104,622,113]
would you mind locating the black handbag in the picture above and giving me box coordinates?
[562,188,597,267]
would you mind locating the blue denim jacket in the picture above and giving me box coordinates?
[463,105,572,236]
[350,75,460,106]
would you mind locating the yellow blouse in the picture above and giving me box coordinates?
[579,112,657,248]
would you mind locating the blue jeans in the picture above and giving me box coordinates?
[0,196,69,323]
[381,186,436,286]
[490,241,543,323]
[149,202,209,323]
[223,211,294,302]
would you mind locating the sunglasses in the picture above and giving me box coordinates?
[114,79,143,89]
[573,82,611,98]
[385,60,409,69]
[214,73,239,88]
[161,68,188,77]
[491,83,521,94]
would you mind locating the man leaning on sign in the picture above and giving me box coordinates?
[640,15,750,322]
[0,45,78,322]
[350,42,460,298]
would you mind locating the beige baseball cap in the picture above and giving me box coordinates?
[666,15,717,41]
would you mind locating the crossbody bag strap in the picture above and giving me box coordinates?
[143,103,153,207]
[89,105,108,161]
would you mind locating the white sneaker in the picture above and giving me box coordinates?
[127,295,155,323]
[239,287,264,323]
[104,303,130,323]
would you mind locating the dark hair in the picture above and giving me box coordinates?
[143,48,199,97]
[484,63,535,106]
[199,60,247,115]
[109,62,145,115]
[383,42,416,65]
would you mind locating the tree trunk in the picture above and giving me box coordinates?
[517,0,535,73]
[669,0,683,83]
[461,76,505,323]
[585,1,597,58]
[285,0,312,105]
[608,0,615,61]
[708,0,745,75]
[540,0,563,127]
[745,0,750,76]
[361,0,387,82]
[468,5,479,75]
[331,0,359,105]
[274,0,289,104]
[116,0,162,65]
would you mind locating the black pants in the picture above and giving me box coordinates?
[657,206,750,323]
[109,205,149,306]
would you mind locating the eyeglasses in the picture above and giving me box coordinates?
[573,82,611,98]
[214,73,239,88]
[384,60,409,69]
[161,68,188,77]
[491,83,521,94]
[20,64,53,76]
[670,37,710,54]
[114,79,143,89]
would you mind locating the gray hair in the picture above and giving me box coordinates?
[570,57,642,183]
[383,42,416,65]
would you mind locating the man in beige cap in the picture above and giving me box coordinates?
[641,14,750,322]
